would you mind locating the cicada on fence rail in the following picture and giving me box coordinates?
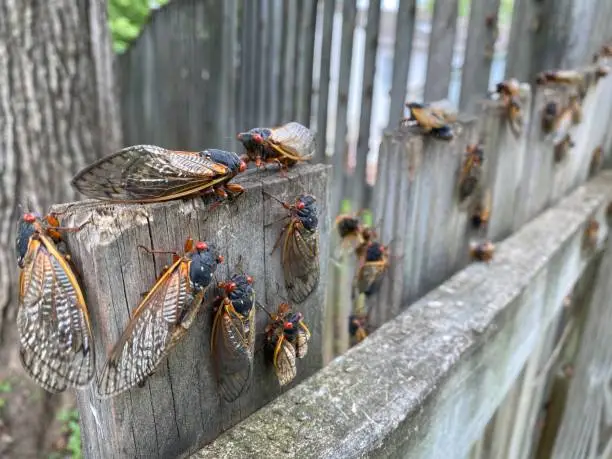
[267,193,320,304]
[470,241,495,262]
[211,273,256,402]
[71,145,246,203]
[471,190,492,232]
[15,212,95,393]
[263,302,311,387]
[96,239,223,398]
[400,102,455,140]
[237,122,315,173]
[458,144,484,202]
[349,313,369,346]
[492,79,523,137]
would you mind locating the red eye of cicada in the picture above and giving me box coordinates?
[239,161,247,173]
[23,213,36,223]
[216,255,224,264]
[195,241,208,251]
[283,321,293,330]
[253,134,264,144]
[246,276,253,285]
[225,282,237,294]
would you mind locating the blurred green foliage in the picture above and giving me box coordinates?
[55,409,82,459]
[424,0,515,25]
[108,0,169,53]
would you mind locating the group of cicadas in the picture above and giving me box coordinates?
[15,121,320,397]
[333,214,390,345]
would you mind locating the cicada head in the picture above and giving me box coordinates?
[431,125,455,141]
[294,194,318,232]
[365,241,386,263]
[237,128,271,150]
[204,149,247,175]
[498,78,520,97]
[189,241,222,292]
[335,215,361,239]
[16,212,41,268]
[224,273,254,315]
[470,241,495,262]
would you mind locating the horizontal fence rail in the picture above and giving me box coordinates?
[192,170,612,459]
[54,165,330,459]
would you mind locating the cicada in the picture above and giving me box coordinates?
[401,102,455,140]
[211,273,256,402]
[354,241,389,297]
[268,193,320,304]
[16,212,95,392]
[553,133,574,163]
[334,211,377,253]
[583,219,600,251]
[493,79,523,137]
[590,146,603,176]
[97,239,223,397]
[71,145,246,203]
[458,144,484,202]
[349,314,368,345]
[237,122,315,172]
[264,302,311,387]
[471,190,492,231]
[470,241,495,262]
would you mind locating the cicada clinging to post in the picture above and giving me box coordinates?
[96,238,223,397]
[401,102,455,140]
[16,212,95,393]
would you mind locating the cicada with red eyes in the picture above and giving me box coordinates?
[16,212,94,393]
[236,122,315,172]
[71,145,247,203]
[211,273,256,402]
[267,193,320,304]
[492,79,523,137]
[401,102,455,140]
[354,241,390,297]
[264,303,311,387]
[458,144,484,202]
[97,239,223,397]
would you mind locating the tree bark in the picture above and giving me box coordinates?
[0,0,120,456]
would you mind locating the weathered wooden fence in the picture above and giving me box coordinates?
[53,0,612,457]
[56,165,330,458]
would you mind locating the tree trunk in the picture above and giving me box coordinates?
[0,1,120,456]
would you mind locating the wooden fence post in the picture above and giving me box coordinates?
[54,164,330,459]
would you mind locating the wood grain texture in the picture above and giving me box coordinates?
[423,0,459,101]
[0,0,119,454]
[53,164,330,459]
[351,0,382,210]
[192,169,612,459]
[314,0,335,161]
[458,0,501,113]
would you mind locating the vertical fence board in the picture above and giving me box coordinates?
[352,0,382,209]
[219,0,238,141]
[329,0,357,219]
[459,0,501,113]
[295,0,318,126]
[504,0,535,82]
[387,0,417,127]
[314,0,335,160]
[256,0,270,125]
[423,0,459,101]
[282,0,299,121]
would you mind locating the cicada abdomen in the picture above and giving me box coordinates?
[237,122,315,172]
[265,303,311,386]
[16,212,95,393]
[268,193,320,304]
[211,273,256,402]
[349,314,368,346]
[71,145,246,203]
[493,79,523,137]
[96,239,223,398]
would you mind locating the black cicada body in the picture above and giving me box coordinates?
[269,193,320,304]
[211,273,256,402]
[71,145,246,203]
[265,303,311,387]
[96,239,223,397]
[458,144,484,202]
[355,241,389,297]
[402,102,455,141]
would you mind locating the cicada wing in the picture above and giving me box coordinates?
[412,107,447,130]
[211,299,256,402]
[17,236,95,393]
[71,145,231,202]
[295,323,311,359]
[355,260,388,296]
[273,336,297,387]
[282,223,320,304]
[268,122,316,161]
[97,260,202,398]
